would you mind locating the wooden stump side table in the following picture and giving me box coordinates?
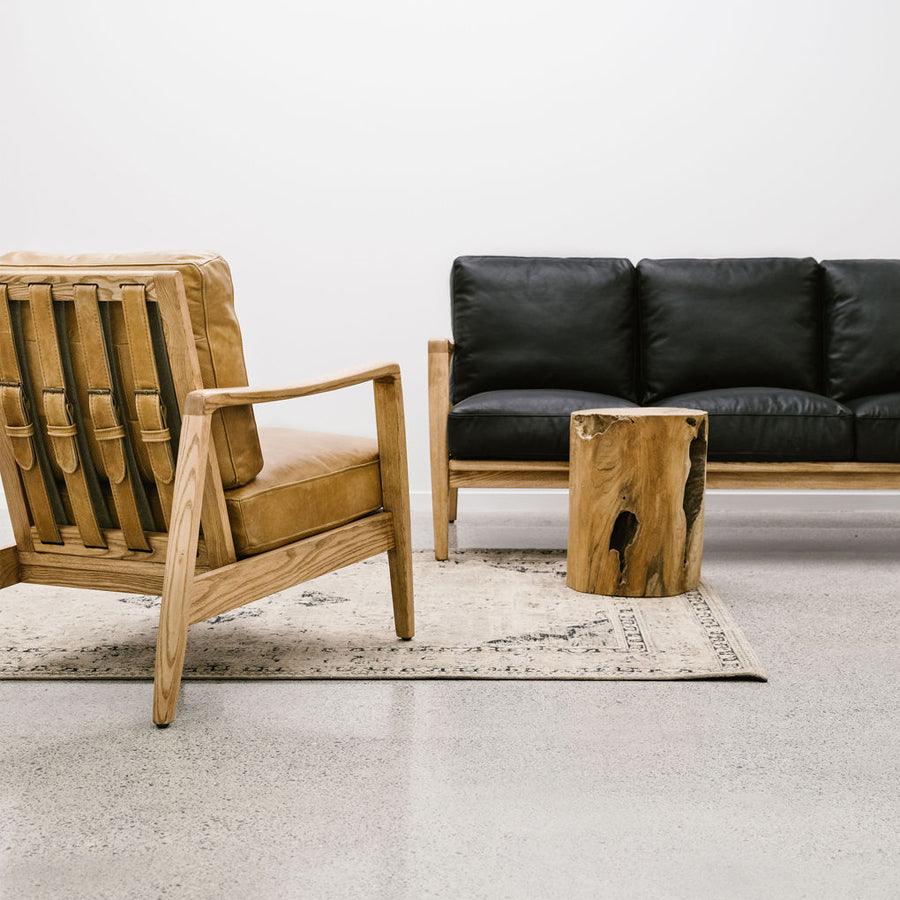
[566,408,708,598]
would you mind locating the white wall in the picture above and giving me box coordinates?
[4,0,900,493]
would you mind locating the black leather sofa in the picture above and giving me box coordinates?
[428,256,900,558]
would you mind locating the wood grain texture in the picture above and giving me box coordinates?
[29,525,208,567]
[189,512,395,624]
[184,363,402,415]
[153,413,210,726]
[0,545,19,588]
[428,339,452,559]
[0,269,169,300]
[152,272,236,568]
[19,559,166,594]
[706,461,900,489]
[447,460,900,491]
[374,375,415,638]
[567,408,708,598]
[448,487,458,523]
[449,460,570,489]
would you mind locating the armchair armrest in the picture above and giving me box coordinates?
[184,362,401,415]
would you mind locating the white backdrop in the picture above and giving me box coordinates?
[4,0,900,495]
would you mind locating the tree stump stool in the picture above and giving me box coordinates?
[566,408,708,597]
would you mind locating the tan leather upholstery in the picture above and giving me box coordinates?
[225,427,383,557]
[0,251,263,489]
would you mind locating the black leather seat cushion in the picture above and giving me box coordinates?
[451,256,637,404]
[822,260,900,400]
[639,258,821,401]
[846,394,900,461]
[651,387,854,461]
[448,389,636,460]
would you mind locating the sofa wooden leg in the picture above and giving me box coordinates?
[427,339,452,561]
[153,414,209,727]
[432,479,449,560]
[448,487,458,523]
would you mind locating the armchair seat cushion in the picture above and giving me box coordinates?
[225,427,383,557]
[650,387,854,461]
[448,389,637,460]
[845,393,900,461]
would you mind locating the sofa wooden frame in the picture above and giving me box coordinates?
[0,267,413,726]
[428,338,900,559]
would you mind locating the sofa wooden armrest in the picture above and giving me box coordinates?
[428,339,455,559]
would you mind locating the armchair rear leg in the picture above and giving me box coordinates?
[153,414,210,726]
[374,376,415,639]
[448,487,458,523]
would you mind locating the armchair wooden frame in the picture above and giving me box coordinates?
[0,266,413,726]
[428,338,900,559]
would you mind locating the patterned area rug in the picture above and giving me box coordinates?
[0,551,765,680]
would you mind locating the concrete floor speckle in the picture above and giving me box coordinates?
[1,509,898,899]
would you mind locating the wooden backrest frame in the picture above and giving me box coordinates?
[0,268,235,593]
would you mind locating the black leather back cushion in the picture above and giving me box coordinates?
[450,256,637,404]
[638,258,821,401]
[822,260,900,400]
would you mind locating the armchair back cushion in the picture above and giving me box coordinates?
[0,251,263,488]
[822,259,900,400]
[450,256,637,404]
[638,257,821,402]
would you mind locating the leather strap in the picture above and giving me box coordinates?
[121,285,175,526]
[29,284,106,548]
[73,285,150,551]
[0,286,61,543]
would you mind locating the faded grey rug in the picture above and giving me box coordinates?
[0,551,765,680]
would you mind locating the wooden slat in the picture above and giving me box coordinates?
[449,460,570,489]
[706,462,900,489]
[0,545,19,587]
[29,525,209,567]
[19,555,166,594]
[189,512,395,625]
[0,270,163,304]
[448,460,900,490]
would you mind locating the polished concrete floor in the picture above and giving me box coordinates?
[1,507,899,899]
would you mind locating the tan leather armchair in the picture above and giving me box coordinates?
[0,252,413,725]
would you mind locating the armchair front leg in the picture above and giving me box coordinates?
[373,373,414,638]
